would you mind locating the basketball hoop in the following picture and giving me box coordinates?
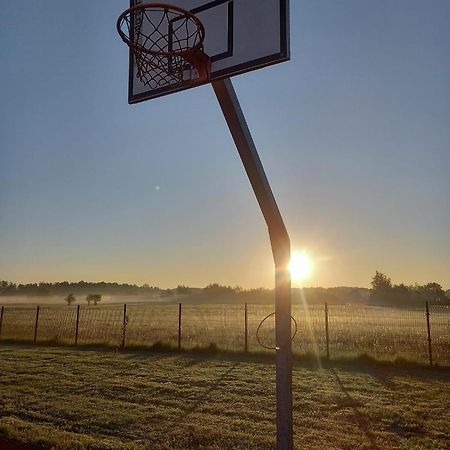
[117,3,211,90]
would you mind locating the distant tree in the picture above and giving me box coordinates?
[370,273,448,305]
[241,287,274,304]
[370,271,393,303]
[417,283,447,303]
[86,294,102,305]
[234,285,243,294]
[0,281,9,293]
[160,289,174,298]
[176,285,191,295]
[371,271,392,291]
[203,283,236,294]
[0,281,17,295]
[391,283,411,304]
[64,293,76,306]
[36,282,51,296]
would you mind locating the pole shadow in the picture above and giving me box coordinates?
[331,368,380,450]
[152,362,239,442]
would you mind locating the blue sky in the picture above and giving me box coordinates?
[1,0,449,289]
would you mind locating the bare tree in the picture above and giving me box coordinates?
[64,293,76,306]
[86,294,102,306]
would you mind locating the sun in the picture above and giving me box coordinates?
[289,251,313,282]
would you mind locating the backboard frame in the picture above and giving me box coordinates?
[127,0,290,104]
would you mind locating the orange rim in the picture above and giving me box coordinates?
[117,3,206,58]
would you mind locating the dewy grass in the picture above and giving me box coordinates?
[0,344,448,450]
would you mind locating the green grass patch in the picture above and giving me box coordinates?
[0,344,448,449]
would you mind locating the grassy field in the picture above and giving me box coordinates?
[0,344,448,449]
[0,303,449,365]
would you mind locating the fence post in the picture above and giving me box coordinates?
[34,305,40,343]
[75,305,80,345]
[122,304,127,349]
[325,303,330,360]
[0,306,4,341]
[244,303,248,353]
[178,303,182,350]
[425,301,432,366]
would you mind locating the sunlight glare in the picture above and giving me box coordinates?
[289,251,313,282]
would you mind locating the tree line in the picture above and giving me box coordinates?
[0,281,161,297]
[1,276,448,305]
[370,271,449,304]
[0,281,244,298]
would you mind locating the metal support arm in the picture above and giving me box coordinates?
[212,78,293,450]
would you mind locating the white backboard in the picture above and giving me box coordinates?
[127,0,290,103]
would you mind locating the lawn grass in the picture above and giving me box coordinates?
[0,344,448,449]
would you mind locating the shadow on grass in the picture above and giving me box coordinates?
[331,368,381,449]
[153,362,239,444]
[0,341,448,382]
[323,353,450,383]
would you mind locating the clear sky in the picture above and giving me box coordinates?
[1,0,449,289]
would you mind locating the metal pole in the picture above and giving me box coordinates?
[425,301,432,366]
[212,78,293,450]
[244,303,248,353]
[34,305,40,343]
[0,306,4,340]
[325,303,330,360]
[75,305,80,345]
[178,303,182,351]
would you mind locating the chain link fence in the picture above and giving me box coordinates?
[0,302,448,366]
[37,306,78,344]
[326,304,430,362]
[429,304,450,365]
[125,303,179,348]
[77,305,123,346]
[0,305,37,342]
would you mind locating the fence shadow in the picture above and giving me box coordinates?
[1,341,448,385]
[322,355,450,383]
[152,362,239,443]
